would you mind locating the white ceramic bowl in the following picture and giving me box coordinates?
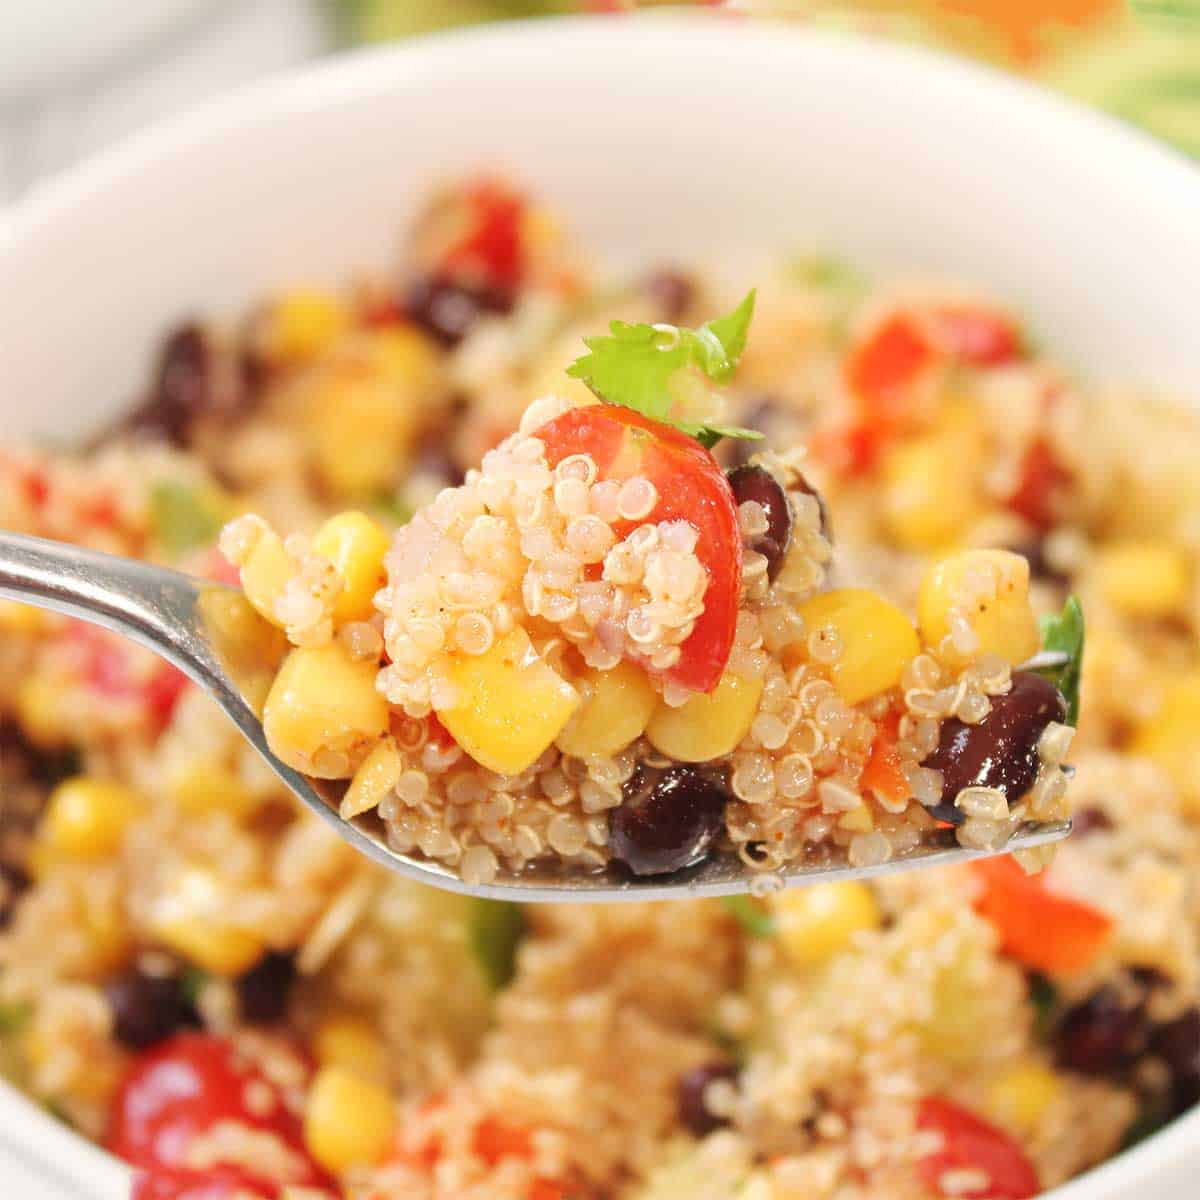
[2,15,1200,1200]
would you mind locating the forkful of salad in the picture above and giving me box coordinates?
[0,291,1082,900]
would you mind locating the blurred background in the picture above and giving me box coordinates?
[1,0,1197,203]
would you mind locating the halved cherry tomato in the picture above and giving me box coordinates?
[972,857,1112,975]
[440,179,526,291]
[68,623,189,729]
[928,306,1022,367]
[861,710,909,806]
[1006,439,1070,531]
[917,1096,1039,1199]
[108,1034,330,1193]
[536,405,742,694]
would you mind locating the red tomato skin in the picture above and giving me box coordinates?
[972,856,1111,975]
[108,1034,328,1193]
[132,1166,280,1200]
[69,623,188,728]
[1007,439,1069,531]
[808,421,881,480]
[535,405,742,694]
[930,307,1022,366]
[917,1096,1039,1199]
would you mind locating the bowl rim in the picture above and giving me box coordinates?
[2,14,1200,1199]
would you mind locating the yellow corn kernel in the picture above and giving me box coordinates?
[170,761,256,819]
[267,289,347,363]
[439,628,580,776]
[1093,541,1190,619]
[341,737,403,819]
[368,326,441,393]
[0,600,46,634]
[195,589,288,717]
[645,668,766,763]
[556,660,658,759]
[986,1061,1062,1134]
[312,511,391,623]
[15,674,69,747]
[313,1014,386,1082]
[263,643,389,778]
[151,865,265,976]
[1133,674,1200,811]
[305,1065,395,1173]
[239,526,294,628]
[837,805,875,833]
[771,881,881,969]
[306,372,419,500]
[796,589,919,705]
[39,778,140,861]
[918,549,1039,665]
[880,431,981,552]
[82,898,135,978]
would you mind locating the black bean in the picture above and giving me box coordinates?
[1150,1009,1200,1114]
[1055,986,1151,1076]
[727,464,795,582]
[0,863,29,930]
[643,269,696,322]
[401,275,514,347]
[236,951,296,1024]
[610,766,727,877]
[922,671,1067,806]
[1072,807,1113,837]
[677,1061,739,1136]
[105,971,198,1050]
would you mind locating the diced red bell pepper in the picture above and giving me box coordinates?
[928,306,1022,367]
[536,405,742,694]
[972,856,1112,975]
[917,1096,1039,1199]
[807,420,881,480]
[1006,439,1070,531]
[861,711,910,806]
[473,1117,534,1164]
[440,179,526,291]
[108,1034,330,1193]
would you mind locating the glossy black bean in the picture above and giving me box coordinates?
[106,971,198,1050]
[922,671,1067,805]
[610,767,727,877]
[727,464,794,581]
[1150,1009,1200,1115]
[1055,987,1151,1076]
[236,951,297,1024]
[643,269,696,322]
[402,275,514,347]
[677,1061,739,1136]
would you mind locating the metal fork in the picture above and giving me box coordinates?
[0,530,1071,902]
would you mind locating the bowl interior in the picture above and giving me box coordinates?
[2,16,1200,1200]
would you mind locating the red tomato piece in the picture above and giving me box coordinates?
[845,313,936,432]
[929,306,1022,366]
[69,623,189,728]
[972,857,1112,975]
[535,405,742,694]
[108,1034,329,1193]
[132,1165,281,1200]
[473,1117,534,1165]
[441,179,526,291]
[807,421,881,479]
[917,1096,1039,1199]
[860,711,909,806]
[1006,439,1070,531]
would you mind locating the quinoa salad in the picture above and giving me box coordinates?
[1,177,1198,1200]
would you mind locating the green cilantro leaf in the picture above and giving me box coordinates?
[566,290,764,449]
[1035,595,1085,726]
[470,899,526,989]
[722,895,777,938]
